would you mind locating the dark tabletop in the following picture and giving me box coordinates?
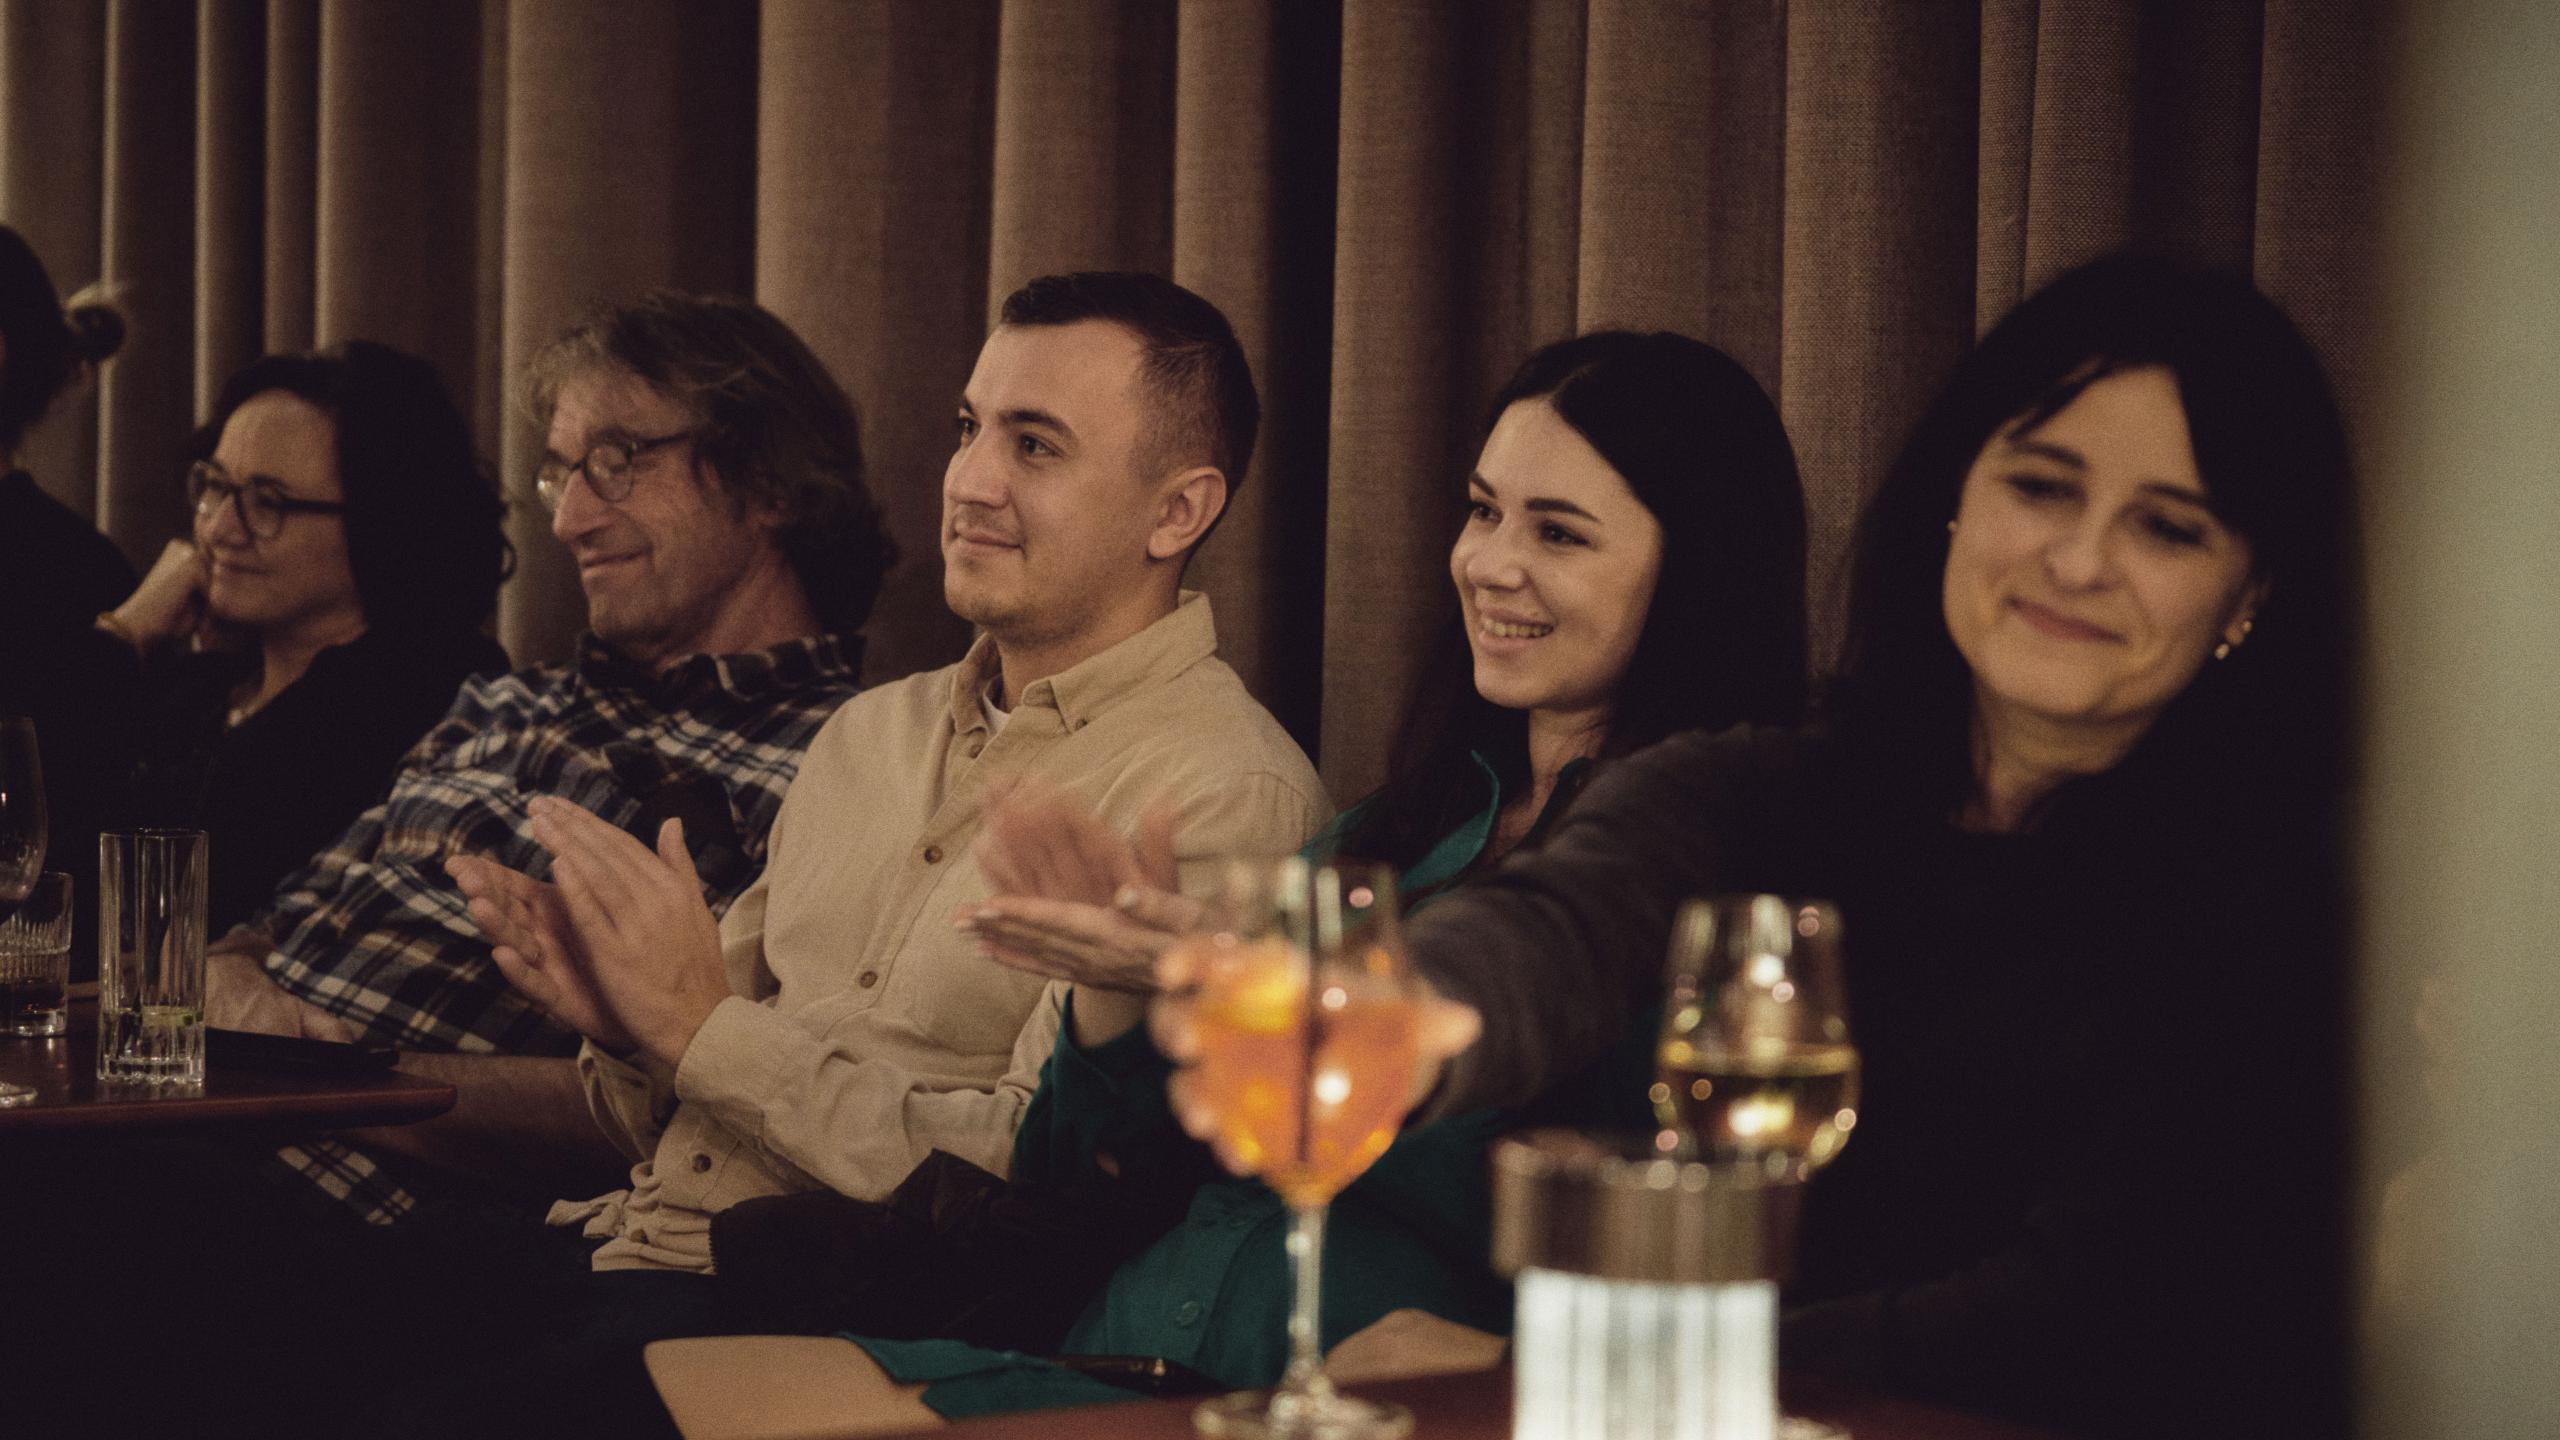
[873,1367,2079,1440]
[0,995,455,1136]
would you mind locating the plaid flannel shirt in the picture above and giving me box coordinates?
[256,632,860,1221]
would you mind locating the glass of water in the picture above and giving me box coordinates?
[98,830,207,1088]
[1,871,73,1037]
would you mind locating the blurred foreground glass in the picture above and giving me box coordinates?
[0,716,46,903]
[1654,896,1858,1177]
[98,830,207,1089]
[1494,896,1858,1440]
[1171,857,1423,1440]
[1,871,74,1038]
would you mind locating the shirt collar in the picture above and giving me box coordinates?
[575,631,862,704]
[946,590,1220,738]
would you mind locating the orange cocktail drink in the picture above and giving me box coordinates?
[1184,936,1422,1209]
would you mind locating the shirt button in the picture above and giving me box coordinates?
[922,844,943,864]
[690,1153,712,1173]
[1174,1300,1203,1328]
[967,741,985,759]
[858,971,879,989]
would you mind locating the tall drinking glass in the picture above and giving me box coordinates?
[1654,895,1859,1178]
[1174,857,1424,1440]
[98,829,208,1088]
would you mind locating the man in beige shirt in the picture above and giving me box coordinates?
[450,272,1326,1281]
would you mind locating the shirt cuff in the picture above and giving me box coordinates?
[670,994,806,1141]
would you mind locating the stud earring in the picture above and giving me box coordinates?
[1945,520,1958,536]
[2214,616,2255,661]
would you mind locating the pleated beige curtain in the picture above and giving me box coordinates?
[0,0,2385,799]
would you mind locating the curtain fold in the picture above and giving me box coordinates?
[0,0,2385,794]
[97,0,197,566]
[194,0,261,419]
[0,0,106,516]
[1780,0,1982,655]
[313,0,484,408]
[1169,0,1339,750]
[260,0,314,355]
[987,0,1176,308]
[496,0,756,663]
[756,0,995,684]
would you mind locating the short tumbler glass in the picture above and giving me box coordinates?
[0,870,73,1037]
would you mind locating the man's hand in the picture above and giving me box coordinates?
[975,779,1178,909]
[526,795,730,1070]
[445,850,636,1053]
[955,892,1183,994]
[204,948,354,1040]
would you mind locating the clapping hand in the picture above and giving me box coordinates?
[960,780,1195,994]
[446,845,635,1053]
[447,796,730,1066]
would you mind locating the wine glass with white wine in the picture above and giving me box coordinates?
[0,717,50,1106]
[1654,894,1859,1178]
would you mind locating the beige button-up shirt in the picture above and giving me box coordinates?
[553,594,1329,1273]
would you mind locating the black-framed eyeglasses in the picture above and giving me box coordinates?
[187,460,348,540]
[532,429,696,512]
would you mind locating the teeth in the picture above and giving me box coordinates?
[1483,621,1554,640]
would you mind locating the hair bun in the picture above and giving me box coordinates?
[63,301,125,365]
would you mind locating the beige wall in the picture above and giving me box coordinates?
[2359,2,2560,1434]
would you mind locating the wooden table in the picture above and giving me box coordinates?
[875,1367,2076,1439]
[0,996,455,1135]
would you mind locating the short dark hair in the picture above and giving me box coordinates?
[525,292,896,636]
[1834,252,2359,831]
[1340,331,1810,876]
[201,341,509,639]
[0,225,123,456]
[996,271,1261,503]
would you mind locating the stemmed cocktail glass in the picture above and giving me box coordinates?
[1172,857,1423,1440]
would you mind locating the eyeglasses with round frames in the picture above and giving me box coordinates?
[187,460,349,541]
[532,429,697,512]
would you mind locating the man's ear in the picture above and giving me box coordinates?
[1146,466,1228,562]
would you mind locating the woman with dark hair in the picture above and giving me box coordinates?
[1335,254,2359,1436]
[1333,329,1807,883]
[95,342,511,931]
[650,331,1811,1427]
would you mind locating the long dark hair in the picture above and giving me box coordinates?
[1831,253,2358,841]
[202,342,511,640]
[1339,330,1809,873]
[0,225,123,458]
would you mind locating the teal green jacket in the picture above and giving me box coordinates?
[852,756,1646,1416]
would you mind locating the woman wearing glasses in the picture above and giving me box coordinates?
[95,342,510,931]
